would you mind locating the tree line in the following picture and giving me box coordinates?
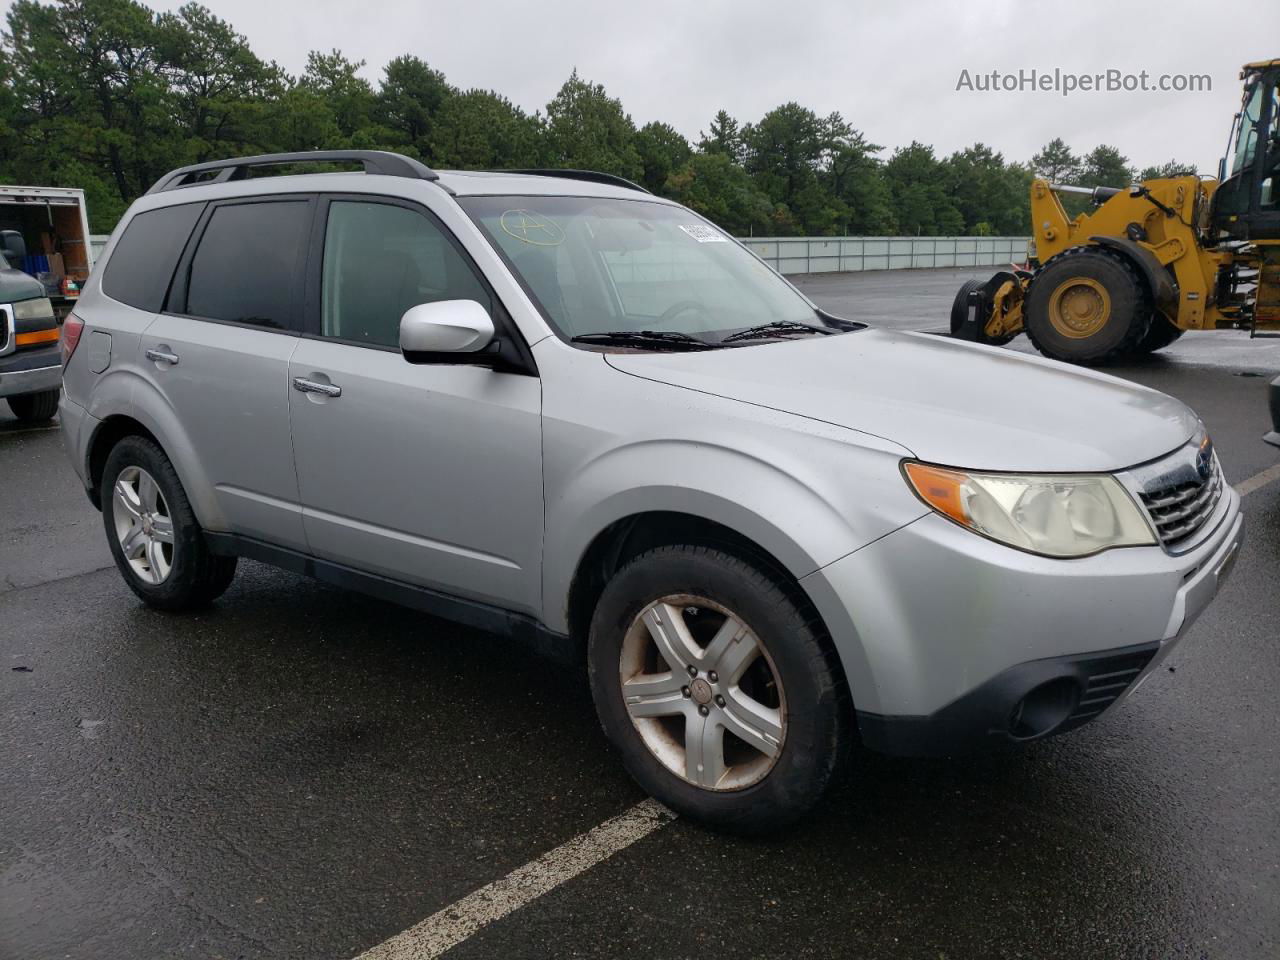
[0,0,1198,236]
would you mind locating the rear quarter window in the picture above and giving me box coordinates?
[101,203,203,312]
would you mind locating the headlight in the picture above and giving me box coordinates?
[903,461,1156,558]
[13,297,54,321]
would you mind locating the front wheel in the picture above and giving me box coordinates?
[588,545,849,833]
[1127,316,1184,355]
[6,389,60,422]
[1024,247,1152,364]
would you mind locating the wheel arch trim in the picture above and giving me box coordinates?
[1089,236,1179,317]
[548,487,834,636]
[84,376,224,529]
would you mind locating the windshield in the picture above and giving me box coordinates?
[1230,81,1265,175]
[460,195,827,344]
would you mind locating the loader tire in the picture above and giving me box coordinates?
[1024,246,1151,365]
[1128,316,1184,355]
[951,275,1018,346]
[950,279,986,337]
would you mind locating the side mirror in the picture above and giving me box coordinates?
[1,230,27,263]
[399,300,495,363]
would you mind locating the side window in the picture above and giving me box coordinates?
[185,200,310,329]
[321,200,490,347]
[101,203,203,312]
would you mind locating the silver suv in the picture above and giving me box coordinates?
[61,151,1244,831]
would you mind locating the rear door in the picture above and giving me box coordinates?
[286,194,543,614]
[139,195,314,550]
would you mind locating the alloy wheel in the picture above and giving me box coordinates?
[111,465,175,585]
[619,594,786,791]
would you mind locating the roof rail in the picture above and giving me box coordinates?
[146,150,439,195]
[501,169,652,195]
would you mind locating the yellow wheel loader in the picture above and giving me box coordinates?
[954,59,1280,368]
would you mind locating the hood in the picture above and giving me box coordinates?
[604,328,1199,472]
[0,262,46,303]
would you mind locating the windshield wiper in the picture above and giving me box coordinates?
[720,319,836,344]
[571,330,716,351]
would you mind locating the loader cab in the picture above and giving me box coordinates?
[1213,62,1280,240]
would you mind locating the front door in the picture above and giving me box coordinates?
[287,196,543,614]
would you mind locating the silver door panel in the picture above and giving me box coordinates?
[288,338,542,613]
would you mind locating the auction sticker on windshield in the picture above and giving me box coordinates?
[679,224,727,243]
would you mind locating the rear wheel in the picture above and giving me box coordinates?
[6,389,59,422]
[950,275,1018,346]
[1024,246,1151,364]
[588,545,849,833]
[101,436,237,610]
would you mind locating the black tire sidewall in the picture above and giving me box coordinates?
[1025,249,1149,362]
[951,279,985,335]
[588,546,845,832]
[100,436,230,609]
[7,389,60,422]
[1133,316,1184,353]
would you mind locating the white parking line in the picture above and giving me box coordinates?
[353,799,676,960]
[1238,462,1280,498]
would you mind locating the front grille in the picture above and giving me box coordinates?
[0,306,10,354]
[1138,453,1223,548]
[1064,646,1159,727]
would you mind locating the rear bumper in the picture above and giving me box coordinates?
[803,487,1244,756]
[57,392,96,495]
[1266,375,1280,448]
[0,347,61,398]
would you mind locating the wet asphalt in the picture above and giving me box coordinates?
[2,267,1279,960]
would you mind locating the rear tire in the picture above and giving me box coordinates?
[6,389,60,422]
[1024,246,1151,365]
[950,275,1017,346]
[588,545,849,833]
[101,435,237,611]
[950,279,986,337]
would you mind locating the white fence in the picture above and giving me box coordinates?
[92,234,1028,278]
[742,236,1030,275]
[90,234,110,265]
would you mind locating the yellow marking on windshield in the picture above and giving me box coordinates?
[500,209,565,246]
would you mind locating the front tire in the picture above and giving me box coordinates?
[1024,246,1151,364]
[6,389,60,422]
[101,436,237,611]
[1127,316,1184,355]
[588,545,848,833]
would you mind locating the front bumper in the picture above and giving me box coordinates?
[802,485,1244,756]
[0,345,61,399]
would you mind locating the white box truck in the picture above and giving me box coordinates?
[0,185,95,422]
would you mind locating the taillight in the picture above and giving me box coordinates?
[61,313,84,367]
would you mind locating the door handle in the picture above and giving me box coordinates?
[145,348,179,365]
[292,377,342,398]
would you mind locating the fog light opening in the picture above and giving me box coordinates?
[1008,678,1080,741]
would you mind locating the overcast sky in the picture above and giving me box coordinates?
[28,0,1280,174]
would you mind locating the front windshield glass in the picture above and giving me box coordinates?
[1231,81,1264,175]
[460,195,826,344]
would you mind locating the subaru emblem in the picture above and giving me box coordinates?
[1195,437,1214,481]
